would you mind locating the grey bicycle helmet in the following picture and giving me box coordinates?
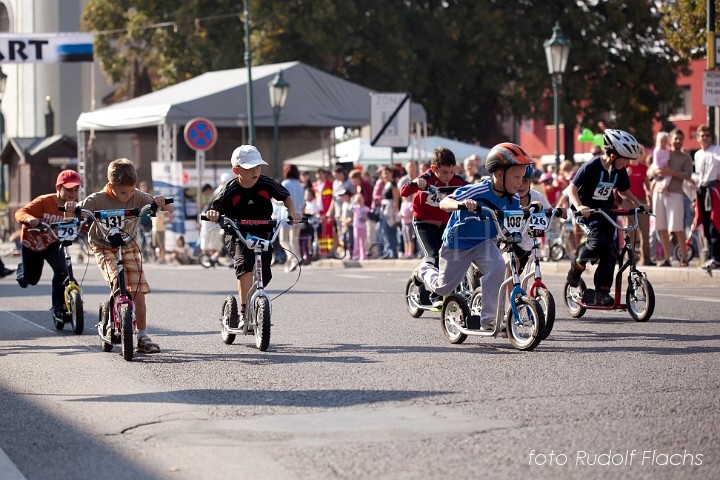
[603,129,640,160]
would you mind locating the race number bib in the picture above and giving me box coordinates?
[530,213,549,232]
[98,209,126,229]
[592,181,614,201]
[503,210,525,234]
[423,188,445,207]
[55,220,80,241]
[245,234,271,251]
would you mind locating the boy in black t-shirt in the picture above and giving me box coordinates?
[205,145,301,326]
[564,129,647,306]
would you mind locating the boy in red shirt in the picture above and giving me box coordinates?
[14,170,82,320]
[400,147,466,306]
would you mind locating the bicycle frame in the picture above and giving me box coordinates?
[449,205,538,338]
[38,218,85,313]
[212,215,291,334]
[70,203,163,334]
[521,209,563,295]
[571,208,646,310]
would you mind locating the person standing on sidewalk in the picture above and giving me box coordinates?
[693,124,720,269]
[650,129,694,267]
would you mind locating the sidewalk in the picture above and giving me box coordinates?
[3,240,717,286]
[310,257,720,285]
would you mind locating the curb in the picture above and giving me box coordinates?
[309,258,720,285]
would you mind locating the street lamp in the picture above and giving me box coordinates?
[544,23,571,169]
[0,67,7,202]
[268,69,290,178]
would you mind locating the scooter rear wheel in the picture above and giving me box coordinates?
[441,294,469,344]
[564,279,587,318]
[405,278,424,318]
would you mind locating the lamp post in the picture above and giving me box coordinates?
[544,23,571,169]
[0,67,7,202]
[268,70,290,178]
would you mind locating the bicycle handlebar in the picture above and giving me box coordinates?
[200,214,309,247]
[409,180,459,193]
[455,203,543,240]
[570,206,647,232]
[59,198,173,218]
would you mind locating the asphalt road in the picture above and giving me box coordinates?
[0,260,719,480]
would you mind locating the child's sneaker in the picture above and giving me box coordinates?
[136,336,160,353]
[566,257,585,287]
[594,292,614,307]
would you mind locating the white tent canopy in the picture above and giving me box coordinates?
[286,135,491,169]
[77,61,427,131]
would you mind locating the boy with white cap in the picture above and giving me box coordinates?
[205,145,301,328]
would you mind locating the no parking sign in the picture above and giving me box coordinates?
[183,117,217,151]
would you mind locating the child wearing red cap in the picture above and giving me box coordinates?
[14,170,82,320]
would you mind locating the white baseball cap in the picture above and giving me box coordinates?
[231,145,268,169]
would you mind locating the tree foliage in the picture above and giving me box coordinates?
[83,0,686,147]
[659,0,719,59]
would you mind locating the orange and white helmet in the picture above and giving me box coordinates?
[485,143,534,174]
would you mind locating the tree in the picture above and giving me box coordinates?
[659,0,719,59]
[83,1,685,147]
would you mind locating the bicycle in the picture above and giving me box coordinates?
[201,213,307,351]
[440,205,546,351]
[519,208,565,339]
[63,199,173,361]
[563,207,655,322]
[31,217,88,334]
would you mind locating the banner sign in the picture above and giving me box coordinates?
[0,33,93,63]
[151,161,186,236]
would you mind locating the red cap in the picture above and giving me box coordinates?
[56,170,82,188]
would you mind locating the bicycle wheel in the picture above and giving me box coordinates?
[69,289,84,335]
[220,295,238,345]
[564,279,587,318]
[456,267,480,300]
[506,296,545,351]
[405,278,424,318]
[674,242,697,262]
[119,303,134,361]
[254,296,271,351]
[534,287,555,339]
[99,301,113,352]
[549,244,565,262]
[333,244,347,260]
[627,275,655,322]
[441,293,469,344]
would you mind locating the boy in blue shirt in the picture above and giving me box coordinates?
[565,129,647,306]
[414,143,534,330]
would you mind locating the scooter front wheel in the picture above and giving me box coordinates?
[254,296,271,351]
[627,275,654,322]
[441,294,469,344]
[507,296,545,351]
[119,304,134,361]
[534,288,555,339]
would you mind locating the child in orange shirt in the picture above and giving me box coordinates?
[14,170,82,320]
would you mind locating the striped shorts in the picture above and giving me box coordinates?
[93,244,150,295]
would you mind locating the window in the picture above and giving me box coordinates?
[0,3,8,33]
[669,86,691,118]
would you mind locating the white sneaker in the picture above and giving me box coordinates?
[480,319,495,331]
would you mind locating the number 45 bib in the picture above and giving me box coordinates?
[592,181,615,201]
